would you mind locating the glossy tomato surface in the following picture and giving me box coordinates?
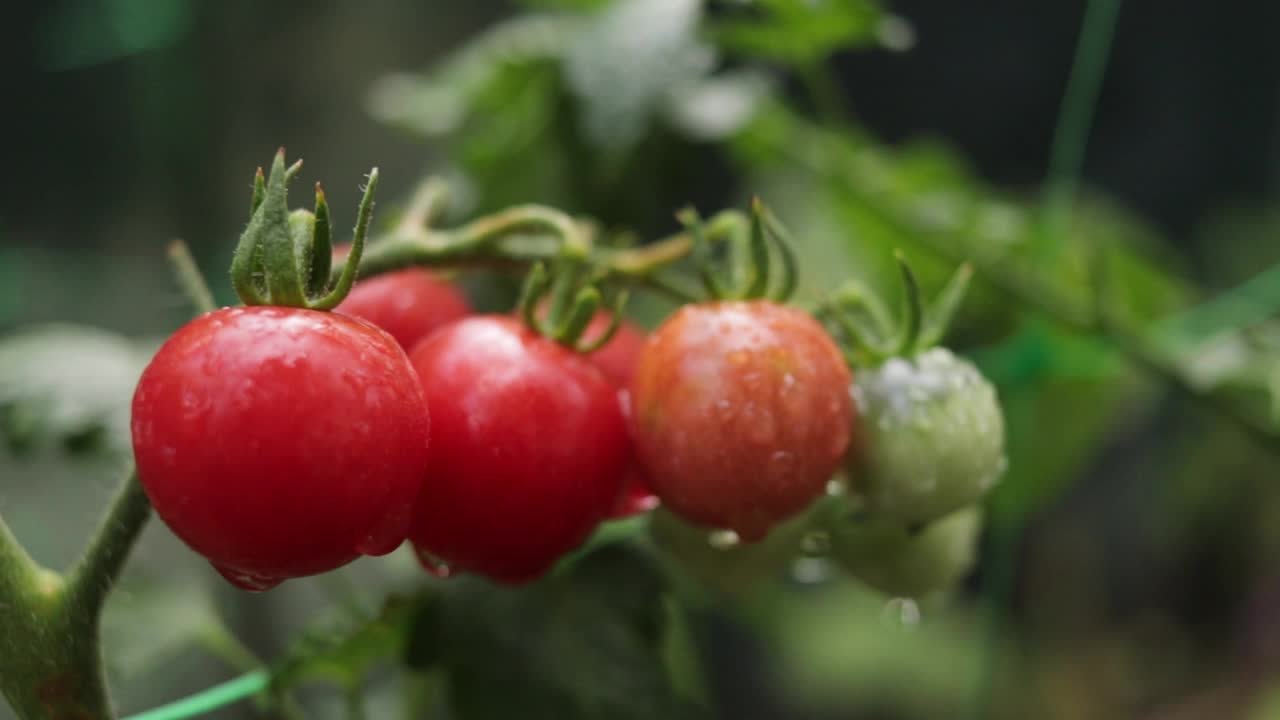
[131,306,431,590]
[408,316,629,584]
[630,301,853,541]
[335,269,471,351]
[581,312,647,388]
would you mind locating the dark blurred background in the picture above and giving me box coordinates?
[5,1,1280,328]
[5,1,1280,719]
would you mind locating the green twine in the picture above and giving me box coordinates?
[120,671,268,720]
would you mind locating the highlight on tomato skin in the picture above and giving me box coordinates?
[331,244,472,351]
[406,315,630,585]
[130,306,431,591]
[630,300,854,542]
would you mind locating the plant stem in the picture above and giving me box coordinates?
[0,511,45,608]
[166,241,218,314]
[65,469,152,617]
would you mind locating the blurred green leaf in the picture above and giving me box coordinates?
[0,324,156,456]
[711,0,886,65]
[38,0,195,70]
[419,544,700,720]
[273,595,415,689]
[517,0,612,9]
[565,0,709,151]
[662,70,773,142]
[102,581,221,681]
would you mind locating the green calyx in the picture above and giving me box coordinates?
[518,238,628,353]
[678,196,798,303]
[230,149,379,310]
[819,252,973,366]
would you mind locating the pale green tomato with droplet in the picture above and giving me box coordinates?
[847,348,1005,526]
[829,505,982,598]
[647,499,830,595]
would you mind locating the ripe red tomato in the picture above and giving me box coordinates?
[335,270,470,351]
[579,311,647,388]
[522,302,657,518]
[630,301,853,541]
[332,244,471,350]
[131,306,431,591]
[407,316,629,584]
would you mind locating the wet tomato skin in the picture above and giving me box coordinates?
[630,301,853,541]
[335,269,471,351]
[130,306,431,591]
[407,316,629,584]
[523,303,657,518]
[580,312,647,388]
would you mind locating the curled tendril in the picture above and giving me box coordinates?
[678,198,799,303]
[818,254,973,366]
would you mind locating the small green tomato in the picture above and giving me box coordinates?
[830,505,983,598]
[647,502,823,595]
[848,347,1005,526]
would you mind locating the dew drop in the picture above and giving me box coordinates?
[825,478,847,496]
[707,529,740,550]
[357,504,410,556]
[800,530,830,556]
[414,546,454,579]
[211,562,282,592]
[882,597,922,630]
[791,556,832,584]
[715,399,736,422]
[726,350,750,366]
[750,411,778,444]
[770,450,796,475]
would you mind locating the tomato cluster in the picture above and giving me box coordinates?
[131,244,1002,597]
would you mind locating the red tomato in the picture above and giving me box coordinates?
[332,244,471,350]
[407,316,629,584]
[522,303,657,518]
[580,312,647,388]
[131,306,431,591]
[630,301,853,541]
[335,270,470,350]
[610,386,659,518]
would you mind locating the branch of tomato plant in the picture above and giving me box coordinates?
[0,241,221,720]
[760,116,1280,452]
[330,201,749,306]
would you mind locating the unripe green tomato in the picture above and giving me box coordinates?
[848,348,1005,526]
[648,503,820,595]
[829,505,982,598]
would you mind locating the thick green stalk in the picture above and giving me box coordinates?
[0,468,150,719]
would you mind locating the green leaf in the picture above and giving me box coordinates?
[517,0,611,9]
[662,70,773,142]
[367,15,579,138]
[710,0,886,66]
[564,0,709,151]
[0,324,156,455]
[273,595,416,689]
[420,544,700,720]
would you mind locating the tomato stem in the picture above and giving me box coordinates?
[166,241,217,314]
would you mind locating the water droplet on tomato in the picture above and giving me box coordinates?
[749,411,777,444]
[707,529,740,550]
[413,546,454,579]
[358,504,410,556]
[714,399,735,421]
[211,562,282,592]
[769,450,795,475]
